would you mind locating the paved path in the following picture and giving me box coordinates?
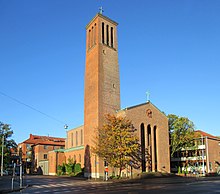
[0,175,21,193]
[2,175,220,194]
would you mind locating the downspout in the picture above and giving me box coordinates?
[56,151,58,174]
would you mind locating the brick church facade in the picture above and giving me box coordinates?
[48,12,170,177]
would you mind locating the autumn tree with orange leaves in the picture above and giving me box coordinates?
[93,114,147,177]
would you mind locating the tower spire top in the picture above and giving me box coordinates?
[99,6,104,14]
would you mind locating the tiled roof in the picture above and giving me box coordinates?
[34,140,65,146]
[22,134,65,146]
[195,130,218,139]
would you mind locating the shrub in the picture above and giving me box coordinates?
[74,163,82,175]
[178,166,181,174]
[65,163,75,175]
[57,163,66,176]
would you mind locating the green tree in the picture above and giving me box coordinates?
[0,122,17,168]
[168,114,195,157]
[93,114,142,177]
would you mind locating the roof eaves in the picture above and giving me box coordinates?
[121,101,167,117]
[86,13,118,29]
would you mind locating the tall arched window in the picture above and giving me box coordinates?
[154,126,157,171]
[147,125,152,172]
[140,123,146,172]
[147,125,151,147]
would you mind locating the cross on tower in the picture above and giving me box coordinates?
[146,91,150,102]
[99,6,104,14]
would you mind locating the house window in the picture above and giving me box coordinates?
[44,145,48,149]
[26,144,31,150]
[79,154,81,163]
[76,131,78,146]
[26,151,32,157]
[44,154,47,159]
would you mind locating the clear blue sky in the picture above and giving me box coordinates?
[1,0,220,144]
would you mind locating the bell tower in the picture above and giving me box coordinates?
[84,12,120,178]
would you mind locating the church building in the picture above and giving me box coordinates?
[48,11,170,177]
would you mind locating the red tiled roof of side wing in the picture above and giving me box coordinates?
[195,130,218,139]
[22,134,65,146]
[29,134,65,141]
[34,140,65,146]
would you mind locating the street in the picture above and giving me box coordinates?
[9,175,220,194]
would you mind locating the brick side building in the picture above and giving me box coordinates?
[171,130,220,174]
[18,134,65,174]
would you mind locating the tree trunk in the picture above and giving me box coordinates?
[119,167,122,178]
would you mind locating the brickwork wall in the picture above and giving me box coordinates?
[66,126,84,149]
[48,151,56,175]
[48,151,66,175]
[34,145,63,168]
[84,16,99,148]
[18,143,29,162]
[64,149,84,165]
[84,14,120,178]
[207,138,220,172]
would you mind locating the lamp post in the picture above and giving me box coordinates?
[1,133,4,176]
[202,136,205,176]
[19,145,23,188]
[1,123,4,176]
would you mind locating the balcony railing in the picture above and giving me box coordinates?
[171,155,206,162]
